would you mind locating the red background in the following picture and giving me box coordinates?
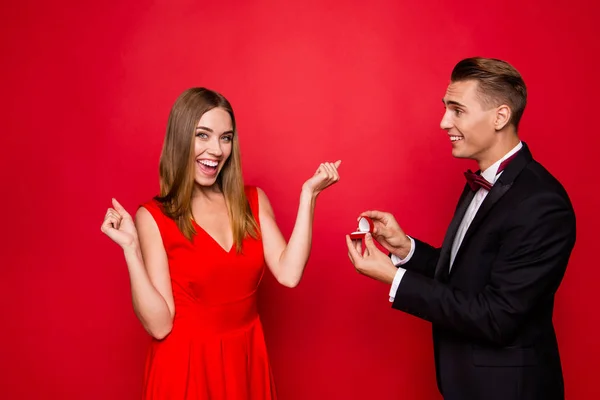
[2,0,599,398]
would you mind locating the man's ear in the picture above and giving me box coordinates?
[495,105,511,131]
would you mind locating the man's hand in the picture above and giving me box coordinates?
[346,233,398,285]
[360,210,412,259]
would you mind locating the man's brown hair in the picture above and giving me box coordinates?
[451,57,527,130]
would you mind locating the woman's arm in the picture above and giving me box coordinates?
[101,199,174,339]
[259,161,340,288]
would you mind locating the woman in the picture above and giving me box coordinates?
[100,87,340,399]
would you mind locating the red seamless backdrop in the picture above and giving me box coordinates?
[1,0,599,399]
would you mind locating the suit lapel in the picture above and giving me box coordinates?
[448,142,533,277]
[454,182,512,260]
[434,186,474,281]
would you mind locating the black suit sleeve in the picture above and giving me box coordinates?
[401,238,441,279]
[392,191,576,346]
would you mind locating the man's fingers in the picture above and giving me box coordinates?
[359,210,388,223]
[346,235,363,263]
[364,233,378,252]
[372,224,388,237]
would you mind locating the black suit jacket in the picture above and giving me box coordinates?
[392,143,576,400]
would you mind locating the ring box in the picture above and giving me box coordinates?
[349,216,374,240]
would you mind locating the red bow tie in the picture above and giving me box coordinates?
[464,171,493,191]
[464,151,519,192]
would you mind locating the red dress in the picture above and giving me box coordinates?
[140,186,277,399]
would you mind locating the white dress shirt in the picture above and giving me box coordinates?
[388,142,523,302]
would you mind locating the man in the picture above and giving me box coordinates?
[346,57,576,400]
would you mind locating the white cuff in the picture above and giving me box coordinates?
[390,236,415,265]
[389,267,407,302]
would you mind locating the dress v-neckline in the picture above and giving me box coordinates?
[191,219,234,254]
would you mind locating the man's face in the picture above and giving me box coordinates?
[441,80,499,163]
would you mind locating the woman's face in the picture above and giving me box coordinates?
[192,107,234,188]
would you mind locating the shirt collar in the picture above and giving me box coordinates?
[481,141,523,184]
